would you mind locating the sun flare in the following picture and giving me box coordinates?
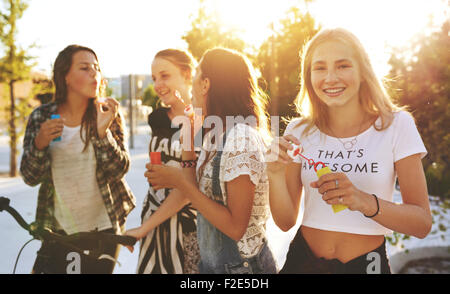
[209,0,448,77]
[208,0,293,48]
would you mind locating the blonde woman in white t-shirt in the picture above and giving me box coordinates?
[267,28,432,274]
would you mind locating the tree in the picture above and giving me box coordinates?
[0,0,35,177]
[182,0,247,61]
[33,75,54,105]
[142,83,160,110]
[257,7,320,130]
[388,20,450,198]
[183,1,319,135]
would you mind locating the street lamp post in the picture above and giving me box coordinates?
[137,79,143,134]
[129,74,134,149]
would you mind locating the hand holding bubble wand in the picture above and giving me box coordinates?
[171,90,202,150]
[288,143,348,213]
[96,78,108,108]
[172,90,194,119]
[169,89,196,119]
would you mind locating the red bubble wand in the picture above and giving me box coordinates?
[289,144,347,213]
[289,145,327,172]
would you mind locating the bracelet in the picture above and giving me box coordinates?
[364,194,380,218]
[180,159,197,168]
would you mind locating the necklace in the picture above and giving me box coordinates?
[328,116,366,150]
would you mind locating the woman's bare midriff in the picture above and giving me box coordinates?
[300,226,385,263]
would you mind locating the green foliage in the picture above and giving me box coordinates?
[257,7,320,128]
[182,0,247,61]
[388,20,450,199]
[0,0,34,83]
[105,86,113,97]
[0,0,35,177]
[425,163,450,198]
[386,232,410,248]
[386,21,450,250]
[184,2,320,134]
[32,76,54,104]
[142,83,160,110]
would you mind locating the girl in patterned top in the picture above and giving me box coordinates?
[146,48,277,274]
[126,49,200,274]
[20,45,135,274]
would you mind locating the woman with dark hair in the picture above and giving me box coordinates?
[126,49,200,274]
[146,48,277,274]
[20,45,135,274]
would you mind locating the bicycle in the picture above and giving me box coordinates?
[0,196,137,274]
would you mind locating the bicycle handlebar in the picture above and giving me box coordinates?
[0,196,137,248]
[1,196,138,273]
[0,198,32,233]
[0,196,11,211]
[43,230,137,247]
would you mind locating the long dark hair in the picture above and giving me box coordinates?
[52,44,124,151]
[197,48,270,179]
[200,48,268,133]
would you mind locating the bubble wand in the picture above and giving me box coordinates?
[289,144,347,213]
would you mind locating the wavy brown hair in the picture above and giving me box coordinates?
[199,48,269,137]
[52,45,124,151]
[197,48,270,179]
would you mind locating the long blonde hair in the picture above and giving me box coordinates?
[293,28,403,136]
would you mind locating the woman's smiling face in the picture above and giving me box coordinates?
[310,40,362,108]
[152,57,189,106]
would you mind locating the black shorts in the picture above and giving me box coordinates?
[280,228,391,274]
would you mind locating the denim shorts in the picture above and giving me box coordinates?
[197,130,277,274]
[197,213,277,274]
[280,228,391,274]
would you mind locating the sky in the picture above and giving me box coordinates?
[10,0,450,78]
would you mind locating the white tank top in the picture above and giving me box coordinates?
[49,124,112,234]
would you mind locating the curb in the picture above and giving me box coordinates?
[389,246,450,273]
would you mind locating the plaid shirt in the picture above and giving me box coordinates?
[20,102,136,233]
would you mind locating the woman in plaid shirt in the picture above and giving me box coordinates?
[20,45,135,274]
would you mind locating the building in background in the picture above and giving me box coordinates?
[120,74,152,104]
[105,77,121,99]
[119,74,153,148]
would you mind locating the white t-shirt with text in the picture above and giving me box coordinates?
[284,111,427,235]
